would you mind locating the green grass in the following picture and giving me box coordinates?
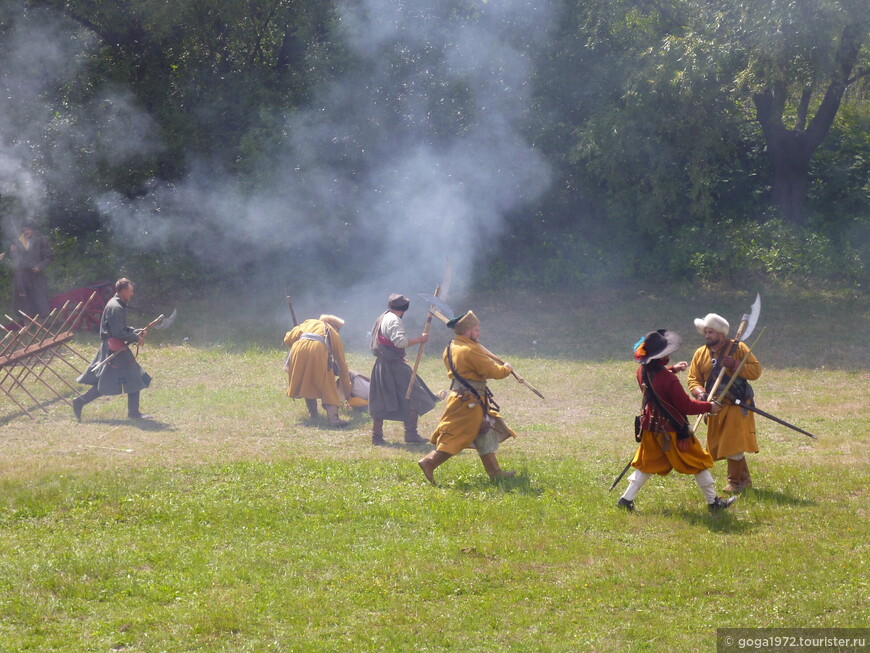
[0,288,867,651]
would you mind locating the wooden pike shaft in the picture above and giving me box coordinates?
[691,317,750,432]
[477,344,545,400]
[693,327,766,431]
[406,284,440,400]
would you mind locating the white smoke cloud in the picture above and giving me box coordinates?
[0,6,159,239]
[3,0,556,340]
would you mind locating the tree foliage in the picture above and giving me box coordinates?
[1,0,868,292]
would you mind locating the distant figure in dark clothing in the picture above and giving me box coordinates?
[368,293,437,445]
[9,221,53,319]
[73,278,153,421]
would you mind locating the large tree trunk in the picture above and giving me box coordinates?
[752,22,866,224]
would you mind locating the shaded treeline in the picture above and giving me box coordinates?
[2,0,869,295]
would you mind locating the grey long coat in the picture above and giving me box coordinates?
[11,231,53,318]
[77,294,152,395]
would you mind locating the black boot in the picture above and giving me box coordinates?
[73,386,101,422]
[708,496,737,513]
[127,392,150,419]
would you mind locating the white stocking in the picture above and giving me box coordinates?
[621,470,651,502]
[695,469,716,504]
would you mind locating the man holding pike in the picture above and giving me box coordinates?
[73,278,154,421]
[418,310,517,484]
[688,313,762,493]
[368,293,438,445]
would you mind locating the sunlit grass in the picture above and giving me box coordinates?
[0,288,867,651]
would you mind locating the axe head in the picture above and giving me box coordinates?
[155,308,177,330]
[738,294,761,341]
[417,293,455,322]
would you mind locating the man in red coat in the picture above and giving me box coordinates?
[618,329,737,513]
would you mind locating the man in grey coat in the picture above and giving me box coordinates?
[73,278,152,421]
[9,221,53,319]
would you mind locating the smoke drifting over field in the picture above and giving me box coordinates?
[91,0,554,336]
[0,1,556,344]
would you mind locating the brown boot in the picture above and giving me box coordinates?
[324,404,349,428]
[480,453,516,480]
[723,459,741,493]
[371,419,386,446]
[735,458,753,492]
[403,411,427,444]
[418,450,451,485]
[305,399,319,419]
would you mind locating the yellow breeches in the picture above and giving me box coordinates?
[631,429,715,476]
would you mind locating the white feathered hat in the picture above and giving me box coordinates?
[694,313,729,336]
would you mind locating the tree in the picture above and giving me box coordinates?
[668,0,870,224]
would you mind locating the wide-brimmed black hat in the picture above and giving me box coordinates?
[633,329,682,364]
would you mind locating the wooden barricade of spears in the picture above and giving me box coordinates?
[0,292,97,418]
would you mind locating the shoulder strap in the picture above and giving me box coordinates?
[446,343,500,412]
[641,367,688,434]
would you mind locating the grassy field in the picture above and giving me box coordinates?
[0,288,867,652]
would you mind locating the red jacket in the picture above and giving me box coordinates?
[636,365,713,433]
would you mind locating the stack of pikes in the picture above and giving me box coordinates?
[0,292,97,418]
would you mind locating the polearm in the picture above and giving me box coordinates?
[91,313,164,373]
[405,283,441,400]
[710,326,765,405]
[477,343,545,400]
[407,260,451,400]
[732,399,819,439]
[692,294,760,432]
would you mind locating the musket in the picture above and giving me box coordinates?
[732,399,819,439]
[407,260,451,400]
[285,291,298,327]
[477,343,545,399]
[692,294,761,432]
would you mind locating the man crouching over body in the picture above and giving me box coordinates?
[418,310,517,485]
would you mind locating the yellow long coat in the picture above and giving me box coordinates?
[687,340,762,459]
[429,335,516,455]
[284,319,351,406]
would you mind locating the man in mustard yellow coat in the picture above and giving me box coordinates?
[284,314,352,427]
[418,310,517,484]
[687,313,762,493]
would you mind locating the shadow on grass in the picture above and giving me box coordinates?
[0,393,76,426]
[447,472,543,496]
[87,417,176,432]
[740,487,816,507]
[657,507,753,534]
